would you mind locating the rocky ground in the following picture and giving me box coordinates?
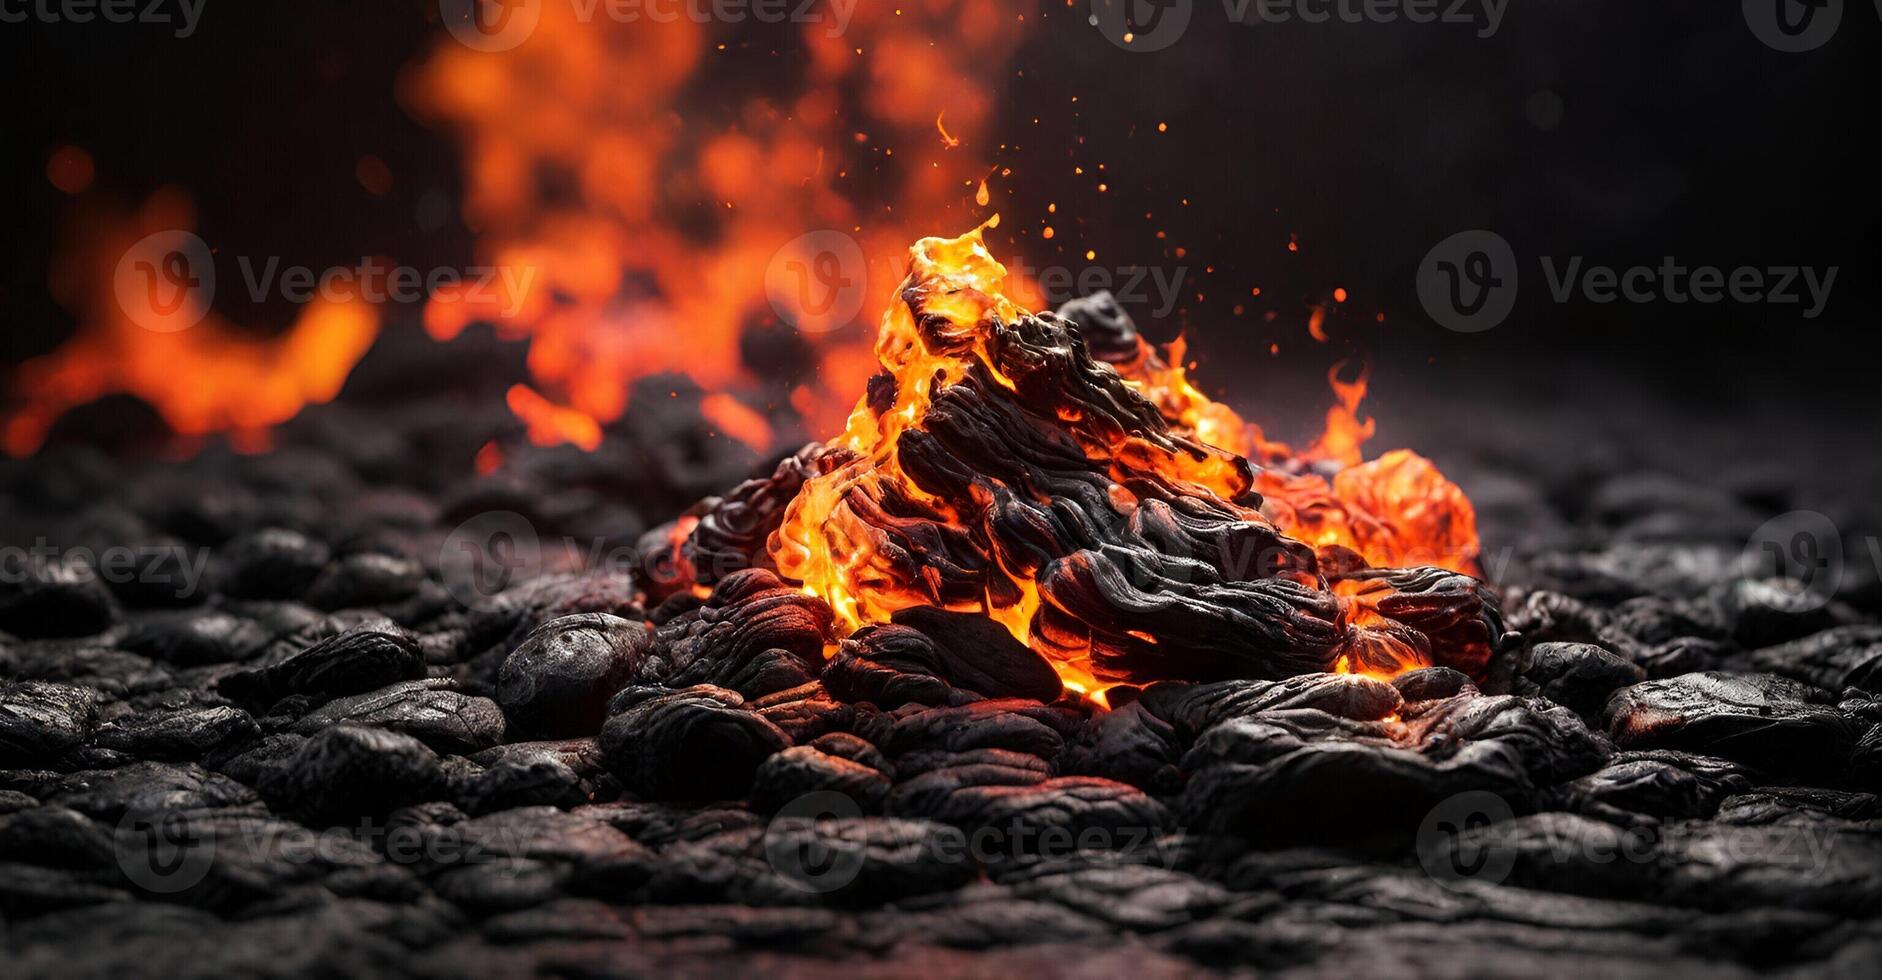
[3,357,1881,978]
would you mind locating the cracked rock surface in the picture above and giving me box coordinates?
[3,375,1881,977]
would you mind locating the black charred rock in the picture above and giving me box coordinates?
[304,553,427,611]
[883,751,1052,816]
[1036,549,1346,684]
[902,775,1169,862]
[752,744,892,814]
[879,699,1077,760]
[1061,701,1185,793]
[0,558,118,639]
[598,686,791,801]
[684,445,823,586]
[678,816,978,907]
[823,626,973,710]
[91,704,260,761]
[213,528,331,600]
[263,724,445,824]
[0,681,101,765]
[44,761,257,821]
[1182,690,1605,845]
[1635,636,1730,679]
[641,569,833,700]
[1748,625,1882,693]
[1392,666,1473,703]
[470,572,646,654]
[0,804,117,870]
[498,613,652,738]
[1710,578,1839,649]
[1516,642,1647,717]
[1137,673,1404,739]
[471,739,606,783]
[218,620,425,708]
[806,731,891,772]
[889,607,1063,703]
[1543,750,1751,825]
[459,759,590,816]
[2,643,173,698]
[752,683,859,744]
[1336,566,1506,677]
[0,863,131,916]
[292,679,506,754]
[1604,672,1859,775]
[1055,291,1143,365]
[119,609,271,667]
[204,732,306,790]
[1000,860,1234,932]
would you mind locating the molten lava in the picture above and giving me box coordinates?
[759,224,1491,697]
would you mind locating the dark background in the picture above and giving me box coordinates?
[4,0,1878,457]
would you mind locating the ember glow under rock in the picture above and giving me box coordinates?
[662,226,1492,697]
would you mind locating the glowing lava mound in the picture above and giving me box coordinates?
[684,225,1501,702]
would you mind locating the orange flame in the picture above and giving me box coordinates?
[769,226,1481,696]
[4,190,380,457]
[405,2,1032,445]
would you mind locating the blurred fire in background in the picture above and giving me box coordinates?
[7,1,1870,464]
[5,2,1051,459]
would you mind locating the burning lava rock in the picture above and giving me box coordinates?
[497,613,651,738]
[4,227,1881,975]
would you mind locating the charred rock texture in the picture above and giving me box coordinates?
[262,724,445,824]
[218,620,425,708]
[598,685,791,801]
[639,570,833,699]
[498,613,651,737]
[0,681,100,764]
[684,445,824,586]
[293,679,506,754]
[748,247,1498,699]
[4,276,1882,975]
[1604,672,1860,776]
[823,611,1063,709]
